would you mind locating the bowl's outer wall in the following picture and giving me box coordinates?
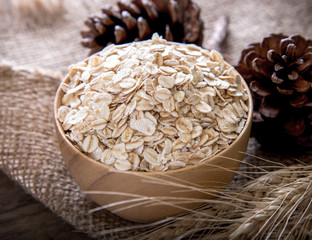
[55,121,251,223]
[54,70,253,223]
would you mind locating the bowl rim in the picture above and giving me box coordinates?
[54,52,253,176]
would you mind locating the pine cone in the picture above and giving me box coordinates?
[236,34,312,149]
[81,0,203,55]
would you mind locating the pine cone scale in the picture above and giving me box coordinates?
[291,35,308,56]
[284,116,305,136]
[168,0,179,24]
[287,70,298,81]
[142,0,158,20]
[298,52,312,72]
[81,37,97,48]
[267,49,281,62]
[285,43,296,60]
[271,72,284,84]
[137,17,151,40]
[277,85,293,95]
[289,94,308,108]
[100,13,114,26]
[280,38,295,54]
[114,25,127,43]
[121,11,137,30]
[293,77,311,93]
[252,58,272,77]
[183,2,202,43]
[118,0,141,15]
[244,51,260,69]
[274,63,284,72]
[101,4,121,19]
[260,97,280,118]
[249,81,273,97]
[261,34,284,55]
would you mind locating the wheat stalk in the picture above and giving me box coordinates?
[85,155,312,240]
[142,164,312,240]
[229,165,312,240]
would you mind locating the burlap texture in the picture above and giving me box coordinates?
[0,0,312,239]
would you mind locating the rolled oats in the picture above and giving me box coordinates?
[160,126,178,136]
[114,159,132,171]
[128,152,140,170]
[132,117,156,136]
[125,139,144,150]
[168,161,186,170]
[195,101,212,113]
[58,33,249,172]
[112,143,128,161]
[158,75,175,89]
[91,119,107,130]
[57,106,70,122]
[176,117,193,133]
[143,148,160,166]
[121,127,134,143]
[81,135,99,153]
[100,149,115,165]
[174,91,185,102]
[154,88,172,102]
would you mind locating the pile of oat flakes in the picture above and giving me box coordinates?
[57,33,249,172]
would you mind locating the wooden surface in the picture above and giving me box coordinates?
[0,171,91,240]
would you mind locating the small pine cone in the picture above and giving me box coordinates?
[81,0,203,55]
[236,34,312,149]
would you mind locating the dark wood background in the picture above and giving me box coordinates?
[0,171,91,240]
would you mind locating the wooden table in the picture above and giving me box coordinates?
[0,171,91,240]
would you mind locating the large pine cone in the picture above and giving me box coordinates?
[236,34,312,149]
[81,0,203,55]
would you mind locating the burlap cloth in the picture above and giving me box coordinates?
[0,0,311,239]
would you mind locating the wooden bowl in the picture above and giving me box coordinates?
[54,67,253,224]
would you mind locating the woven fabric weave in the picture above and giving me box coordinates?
[0,0,312,239]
